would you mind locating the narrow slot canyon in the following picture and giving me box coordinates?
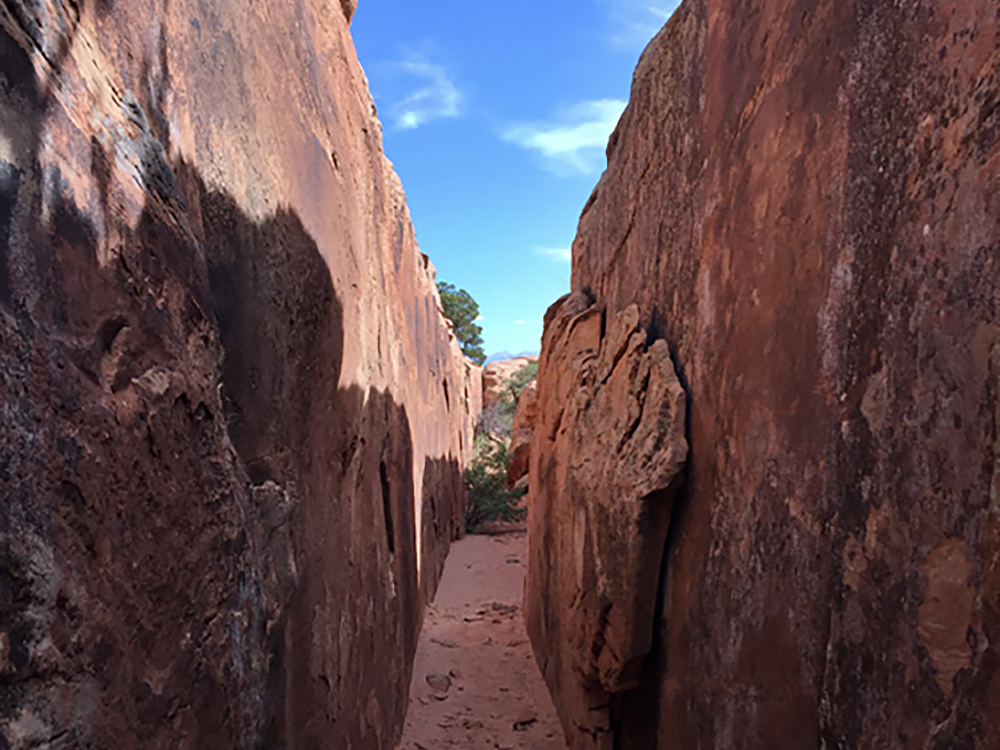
[1,0,999,749]
[398,532,563,750]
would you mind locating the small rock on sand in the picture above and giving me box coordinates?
[426,673,451,692]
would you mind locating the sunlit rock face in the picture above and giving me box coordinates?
[0,1,479,748]
[526,0,1000,748]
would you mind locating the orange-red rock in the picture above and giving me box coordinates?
[525,297,688,748]
[507,378,537,489]
[0,2,478,748]
[527,0,1000,748]
[482,355,538,410]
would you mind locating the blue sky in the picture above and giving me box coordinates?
[351,0,679,357]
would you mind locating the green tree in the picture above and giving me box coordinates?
[476,361,538,441]
[438,282,486,365]
[465,362,535,532]
[465,438,526,532]
[505,361,537,404]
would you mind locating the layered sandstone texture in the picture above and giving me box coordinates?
[527,0,1000,748]
[0,1,480,748]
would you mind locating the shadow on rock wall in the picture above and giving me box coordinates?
[0,23,462,750]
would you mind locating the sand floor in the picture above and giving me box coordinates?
[398,532,566,749]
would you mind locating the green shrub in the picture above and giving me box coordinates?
[475,361,538,442]
[465,438,526,532]
[506,361,538,402]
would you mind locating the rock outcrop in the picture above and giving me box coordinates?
[527,1,1000,748]
[507,378,537,490]
[0,2,479,748]
[482,355,538,410]
[526,297,688,748]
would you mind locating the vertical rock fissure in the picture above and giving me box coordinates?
[525,295,689,749]
[612,422,694,750]
[380,459,396,556]
[529,0,1000,746]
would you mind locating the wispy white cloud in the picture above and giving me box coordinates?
[515,320,525,325]
[535,246,573,263]
[603,0,681,49]
[501,99,627,176]
[392,55,462,130]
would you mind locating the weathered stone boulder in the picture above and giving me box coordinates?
[0,1,479,748]
[528,0,1000,748]
[525,296,688,748]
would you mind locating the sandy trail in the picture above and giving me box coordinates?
[398,532,566,749]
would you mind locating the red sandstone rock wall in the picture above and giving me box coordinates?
[526,1,1000,748]
[0,1,479,748]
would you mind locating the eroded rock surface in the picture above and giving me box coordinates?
[0,1,479,748]
[528,0,1000,748]
[525,296,687,749]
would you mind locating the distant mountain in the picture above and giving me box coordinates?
[484,350,540,364]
